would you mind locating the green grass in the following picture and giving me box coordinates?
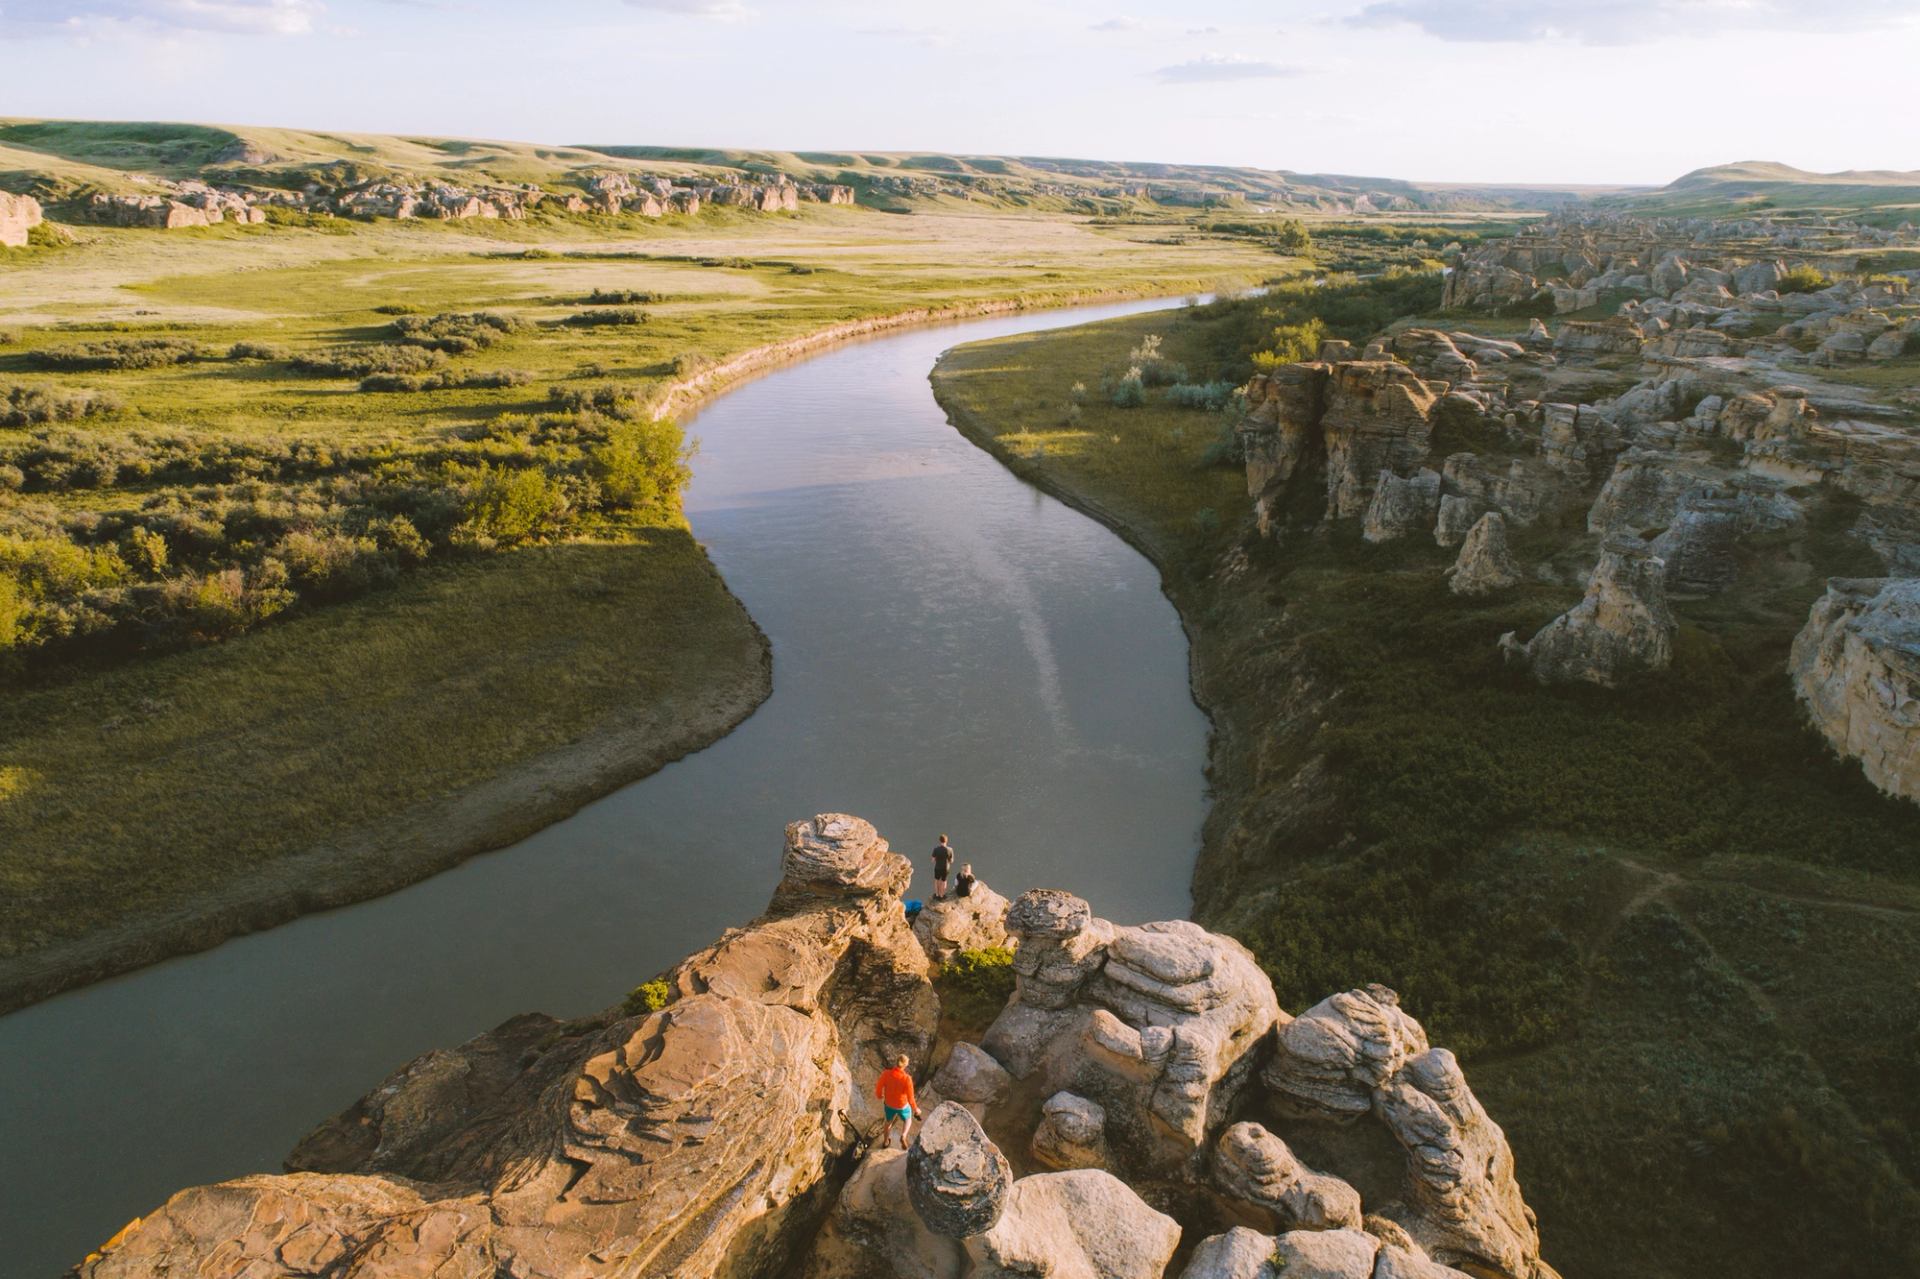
[0,526,763,962]
[929,303,1920,1279]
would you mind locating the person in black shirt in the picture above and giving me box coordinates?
[931,834,954,899]
[955,863,976,899]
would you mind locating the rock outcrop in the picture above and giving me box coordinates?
[79,813,937,1279]
[1,191,43,247]
[913,877,1013,964]
[1503,540,1676,686]
[983,895,1280,1176]
[76,819,1560,1279]
[1790,578,1920,802]
[1446,511,1522,596]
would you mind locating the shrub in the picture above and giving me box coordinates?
[561,307,648,328]
[935,947,1015,1030]
[294,344,446,378]
[122,525,168,575]
[1776,266,1831,295]
[670,352,714,377]
[620,979,673,1017]
[548,383,643,418]
[583,288,658,305]
[451,464,572,549]
[389,311,523,354]
[227,341,288,361]
[357,369,531,393]
[277,528,386,599]
[1,383,121,427]
[28,338,203,371]
[592,417,693,515]
[1251,318,1327,370]
[1163,380,1236,411]
[1128,333,1188,386]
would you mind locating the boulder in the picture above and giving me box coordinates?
[1790,578,1920,803]
[913,878,1013,965]
[1212,1121,1362,1232]
[1447,511,1523,596]
[964,1169,1180,1279]
[907,1102,1013,1238]
[1504,540,1676,687]
[81,814,938,1279]
[1030,1091,1109,1171]
[929,1042,1013,1116]
[803,1149,965,1279]
[0,191,43,248]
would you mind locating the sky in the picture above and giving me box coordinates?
[1,0,1917,185]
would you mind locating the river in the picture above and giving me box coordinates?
[0,296,1209,1276]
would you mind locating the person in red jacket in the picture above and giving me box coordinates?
[875,1053,921,1150]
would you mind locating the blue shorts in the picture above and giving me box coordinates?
[885,1105,914,1123]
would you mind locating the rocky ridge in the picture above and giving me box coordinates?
[65,169,851,230]
[74,816,1558,1279]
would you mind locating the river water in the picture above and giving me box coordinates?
[0,297,1209,1276]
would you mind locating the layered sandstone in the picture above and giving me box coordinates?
[1790,578,1920,802]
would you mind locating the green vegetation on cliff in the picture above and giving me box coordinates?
[931,299,1920,1279]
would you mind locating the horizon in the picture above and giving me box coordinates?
[2,1,1917,185]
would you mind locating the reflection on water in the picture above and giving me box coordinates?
[0,297,1208,1275]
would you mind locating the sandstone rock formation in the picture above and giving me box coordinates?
[1790,578,1920,803]
[965,1169,1181,1279]
[1180,1225,1475,1279]
[1447,511,1522,596]
[1,191,43,247]
[1030,1090,1110,1170]
[79,813,937,1279]
[983,895,1279,1175]
[913,877,1013,964]
[1212,1121,1362,1233]
[908,1102,1013,1237]
[75,819,1562,1279]
[1504,540,1676,686]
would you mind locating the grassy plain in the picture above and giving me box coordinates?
[931,305,1920,1279]
[0,203,1282,1008]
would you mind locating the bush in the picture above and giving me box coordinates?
[1776,266,1831,295]
[294,344,446,378]
[935,947,1015,1030]
[548,383,643,418]
[227,341,288,361]
[670,352,715,377]
[389,311,523,354]
[1,383,121,427]
[583,288,658,305]
[1251,318,1327,370]
[592,417,693,515]
[28,338,203,371]
[561,307,648,328]
[451,464,572,549]
[358,369,531,393]
[620,979,673,1017]
[1163,380,1236,411]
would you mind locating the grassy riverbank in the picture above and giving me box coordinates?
[931,306,1920,1279]
[0,205,1283,1008]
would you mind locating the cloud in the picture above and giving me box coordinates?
[1089,16,1141,31]
[0,0,322,35]
[1155,53,1300,82]
[1347,0,1916,45]
[622,0,751,19]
